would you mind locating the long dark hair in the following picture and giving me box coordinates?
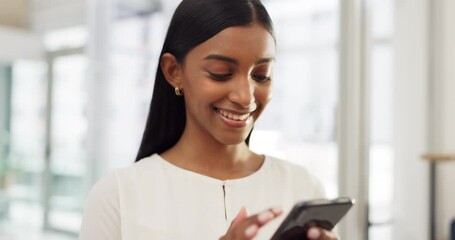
[136,0,275,161]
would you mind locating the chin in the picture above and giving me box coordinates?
[215,132,251,146]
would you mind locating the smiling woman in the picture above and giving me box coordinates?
[159,23,275,148]
[79,0,337,240]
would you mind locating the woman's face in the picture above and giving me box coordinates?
[180,23,276,145]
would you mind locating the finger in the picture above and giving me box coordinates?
[239,208,283,237]
[224,206,250,239]
[226,207,283,239]
[230,206,249,228]
[307,227,338,240]
[256,207,283,226]
[320,228,338,240]
[244,224,259,238]
[307,227,321,239]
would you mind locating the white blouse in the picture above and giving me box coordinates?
[79,154,325,240]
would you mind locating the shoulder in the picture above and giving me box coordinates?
[80,171,121,239]
[85,170,120,207]
[80,155,160,239]
[81,154,180,239]
[264,155,327,199]
[264,155,315,181]
[113,154,165,185]
[81,154,159,219]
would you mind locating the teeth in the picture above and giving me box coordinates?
[218,109,250,121]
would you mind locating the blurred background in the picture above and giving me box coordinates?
[0,0,454,239]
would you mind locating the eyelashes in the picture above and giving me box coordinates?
[209,72,233,81]
[252,75,271,82]
[208,72,271,82]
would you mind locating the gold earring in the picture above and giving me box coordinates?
[175,87,183,96]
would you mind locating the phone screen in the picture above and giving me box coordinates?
[270,197,354,240]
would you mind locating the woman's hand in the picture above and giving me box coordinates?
[219,207,283,240]
[306,227,339,240]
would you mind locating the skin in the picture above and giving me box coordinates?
[160,23,337,240]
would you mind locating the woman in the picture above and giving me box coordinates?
[80,0,339,239]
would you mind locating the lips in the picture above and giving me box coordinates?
[214,107,255,128]
[217,109,251,121]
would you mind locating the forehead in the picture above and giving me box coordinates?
[184,24,276,64]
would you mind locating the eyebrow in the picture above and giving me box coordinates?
[204,54,275,65]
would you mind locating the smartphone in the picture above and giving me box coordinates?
[270,197,355,240]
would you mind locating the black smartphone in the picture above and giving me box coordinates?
[270,197,355,240]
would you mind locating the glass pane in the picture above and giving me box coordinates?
[371,0,394,39]
[368,0,395,235]
[107,16,156,168]
[369,224,394,240]
[369,144,393,222]
[48,54,88,232]
[44,26,88,52]
[369,44,394,230]
[6,60,47,229]
[251,0,340,198]
[106,10,173,169]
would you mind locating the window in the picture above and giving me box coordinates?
[250,0,340,198]
[46,53,88,233]
[6,60,48,230]
[368,0,395,239]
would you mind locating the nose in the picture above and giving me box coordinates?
[228,76,256,108]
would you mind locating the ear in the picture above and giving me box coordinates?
[160,53,183,89]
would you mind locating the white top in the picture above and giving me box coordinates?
[79,154,325,240]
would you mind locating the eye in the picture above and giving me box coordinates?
[208,72,233,81]
[252,74,271,82]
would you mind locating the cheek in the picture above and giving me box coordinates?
[255,83,273,107]
[182,70,205,98]
[183,75,224,108]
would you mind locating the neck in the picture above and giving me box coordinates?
[160,123,261,180]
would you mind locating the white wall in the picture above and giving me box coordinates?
[398,0,455,239]
[0,27,44,62]
[393,0,430,239]
[31,0,85,32]
[436,0,455,238]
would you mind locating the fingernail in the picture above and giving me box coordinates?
[236,207,244,216]
[307,228,321,239]
[271,207,283,214]
[245,224,258,237]
[258,211,274,223]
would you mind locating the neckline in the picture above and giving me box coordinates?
[152,153,269,185]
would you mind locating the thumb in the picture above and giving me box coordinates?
[230,206,249,228]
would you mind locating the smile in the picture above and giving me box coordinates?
[216,109,251,121]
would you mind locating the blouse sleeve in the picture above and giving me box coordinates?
[79,172,121,240]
